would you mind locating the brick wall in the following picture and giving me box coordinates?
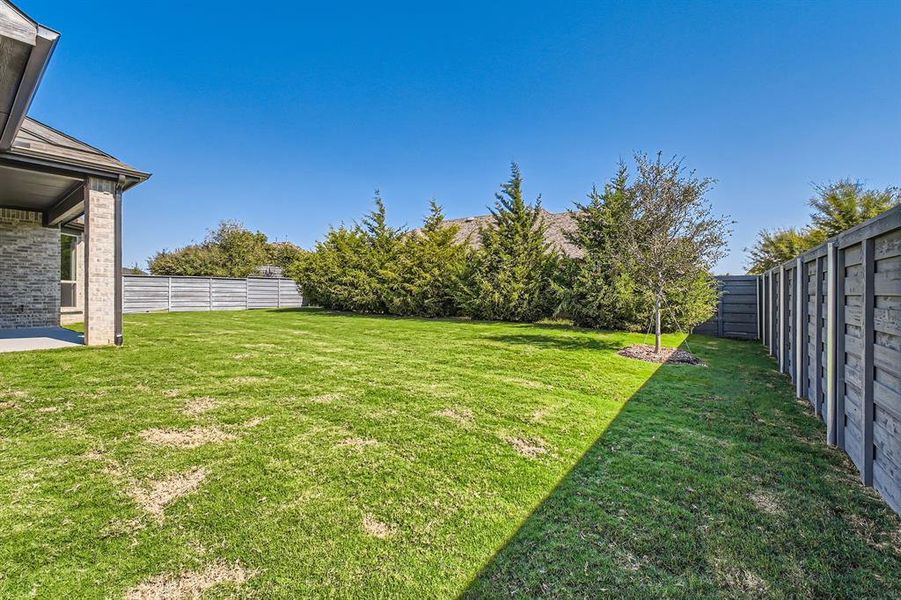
[0,209,60,328]
[85,179,116,345]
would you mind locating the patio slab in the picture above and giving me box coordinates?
[0,327,84,353]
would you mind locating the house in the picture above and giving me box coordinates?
[445,209,584,258]
[0,0,149,346]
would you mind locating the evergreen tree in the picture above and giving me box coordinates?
[563,164,641,329]
[359,191,404,313]
[459,163,559,322]
[809,179,899,237]
[393,201,465,317]
[290,226,369,311]
[745,227,824,274]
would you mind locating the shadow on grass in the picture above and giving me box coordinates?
[463,336,901,598]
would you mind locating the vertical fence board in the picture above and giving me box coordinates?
[861,238,876,485]
[796,258,808,400]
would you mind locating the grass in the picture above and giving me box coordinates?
[0,309,897,598]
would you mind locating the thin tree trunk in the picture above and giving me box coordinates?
[655,296,662,354]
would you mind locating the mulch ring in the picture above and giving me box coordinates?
[618,344,703,365]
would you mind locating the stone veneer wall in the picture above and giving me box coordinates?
[0,209,60,328]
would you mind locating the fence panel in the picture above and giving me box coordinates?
[123,275,303,314]
[761,206,901,515]
[695,275,759,339]
[123,276,169,313]
[211,278,247,311]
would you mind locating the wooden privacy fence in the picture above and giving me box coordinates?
[123,275,303,314]
[760,206,900,514]
[695,275,759,339]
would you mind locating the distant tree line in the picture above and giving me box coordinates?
[148,220,305,278]
[746,181,899,273]
[292,154,730,350]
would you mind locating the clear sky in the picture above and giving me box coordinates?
[22,0,901,273]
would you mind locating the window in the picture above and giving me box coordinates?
[61,233,77,281]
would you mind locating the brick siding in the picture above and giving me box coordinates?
[0,209,60,328]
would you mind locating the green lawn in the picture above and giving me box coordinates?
[0,309,897,598]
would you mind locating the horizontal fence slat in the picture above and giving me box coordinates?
[122,275,304,314]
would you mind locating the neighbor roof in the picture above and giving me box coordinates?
[445,209,583,258]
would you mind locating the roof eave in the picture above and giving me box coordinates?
[0,24,59,151]
[0,149,151,186]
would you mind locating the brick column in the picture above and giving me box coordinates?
[84,178,117,345]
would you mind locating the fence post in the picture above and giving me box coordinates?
[757,276,762,342]
[277,278,281,308]
[167,277,172,312]
[779,266,787,373]
[826,244,837,445]
[814,257,825,417]
[246,278,250,310]
[769,270,777,356]
[208,277,213,311]
[833,248,846,448]
[861,238,875,484]
[796,258,806,399]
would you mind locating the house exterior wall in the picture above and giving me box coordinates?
[0,208,60,328]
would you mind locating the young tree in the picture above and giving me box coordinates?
[563,164,641,329]
[745,227,824,274]
[608,153,730,353]
[459,163,559,322]
[809,179,900,237]
[393,200,465,317]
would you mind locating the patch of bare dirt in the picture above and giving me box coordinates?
[434,407,474,426]
[309,393,342,404]
[618,344,702,365]
[846,512,901,553]
[336,437,378,449]
[0,401,18,410]
[714,560,770,594]
[230,376,266,385]
[241,416,267,428]
[126,560,253,600]
[139,427,236,449]
[161,389,181,398]
[749,490,783,516]
[182,397,219,417]
[362,514,396,539]
[502,435,549,459]
[128,468,208,517]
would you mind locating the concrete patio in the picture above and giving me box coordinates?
[0,327,83,352]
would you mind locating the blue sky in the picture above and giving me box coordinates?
[23,0,901,273]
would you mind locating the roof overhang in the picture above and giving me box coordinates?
[0,1,59,151]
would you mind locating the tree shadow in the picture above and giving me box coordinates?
[462,336,901,598]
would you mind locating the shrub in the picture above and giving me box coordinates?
[561,165,642,330]
[291,193,403,313]
[457,163,560,322]
[149,220,297,277]
[391,201,466,317]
